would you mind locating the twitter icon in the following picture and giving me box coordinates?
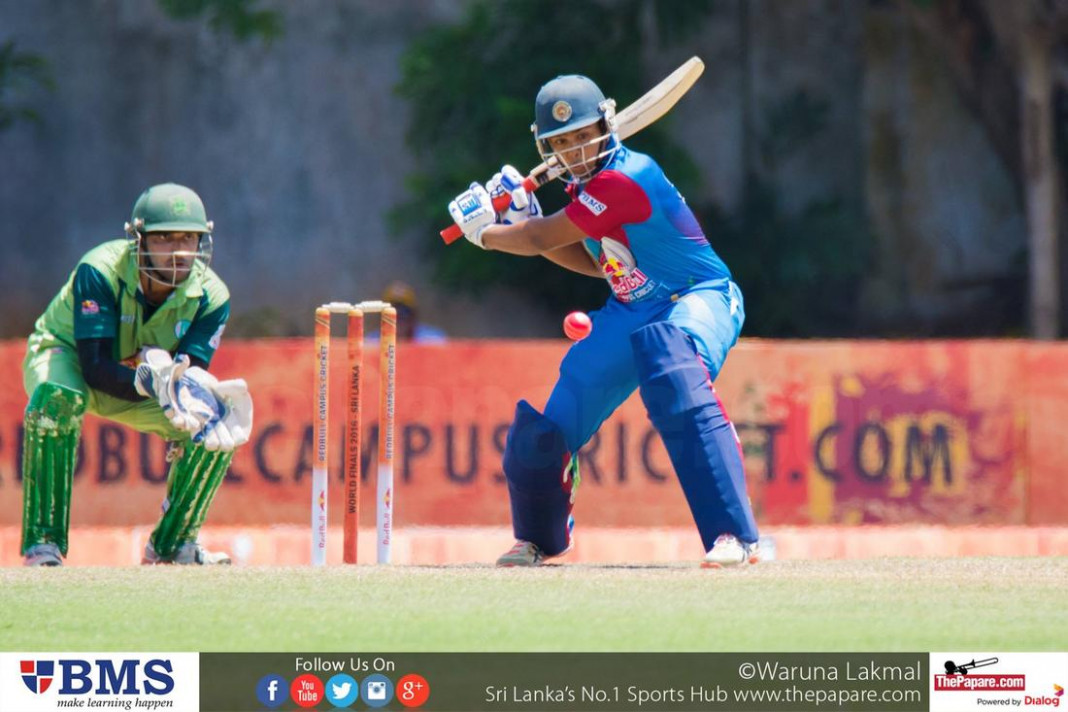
[325,673,359,708]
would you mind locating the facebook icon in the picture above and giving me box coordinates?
[256,674,288,709]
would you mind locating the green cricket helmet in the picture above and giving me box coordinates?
[124,183,214,287]
[531,75,619,184]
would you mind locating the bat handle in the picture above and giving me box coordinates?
[440,177,540,244]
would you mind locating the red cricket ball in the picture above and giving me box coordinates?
[563,311,593,341]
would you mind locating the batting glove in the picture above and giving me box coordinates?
[487,165,541,225]
[447,182,495,248]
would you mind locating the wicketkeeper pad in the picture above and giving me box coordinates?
[21,383,86,556]
[148,442,233,558]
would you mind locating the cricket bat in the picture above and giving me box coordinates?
[441,56,705,244]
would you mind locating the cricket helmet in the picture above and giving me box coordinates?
[128,183,213,234]
[124,183,214,287]
[531,75,619,184]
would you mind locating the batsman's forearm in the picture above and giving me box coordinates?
[481,223,546,256]
[541,243,603,277]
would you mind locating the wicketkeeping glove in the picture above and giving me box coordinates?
[487,165,541,225]
[169,366,253,451]
[191,375,253,451]
[135,347,253,450]
[134,348,198,430]
[447,182,495,248]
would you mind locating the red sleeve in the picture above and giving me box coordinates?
[563,170,653,238]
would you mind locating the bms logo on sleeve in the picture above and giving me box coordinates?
[578,191,607,215]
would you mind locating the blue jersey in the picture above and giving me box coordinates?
[565,144,731,303]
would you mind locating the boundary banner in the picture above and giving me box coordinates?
[0,339,1063,528]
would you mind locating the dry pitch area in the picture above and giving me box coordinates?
[1,558,1064,651]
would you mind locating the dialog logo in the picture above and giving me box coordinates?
[325,673,359,708]
[290,674,324,708]
[20,661,54,694]
[361,673,394,708]
[255,674,287,709]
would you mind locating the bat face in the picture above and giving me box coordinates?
[614,57,704,140]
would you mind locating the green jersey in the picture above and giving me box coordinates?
[28,239,230,364]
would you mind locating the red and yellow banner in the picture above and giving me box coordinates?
[0,338,1063,528]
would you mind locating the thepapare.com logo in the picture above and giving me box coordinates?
[20,657,175,694]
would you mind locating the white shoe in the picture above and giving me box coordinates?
[496,540,545,567]
[142,541,232,565]
[702,534,759,569]
[24,542,63,567]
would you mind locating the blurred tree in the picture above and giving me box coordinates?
[0,40,54,131]
[710,89,869,337]
[0,1,280,136]
[396,0,870,335]
[158,0,283,42]
[901,0,1068,338]
[393,0,713,316]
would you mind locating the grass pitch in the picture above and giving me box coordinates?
[1,558,1064,651]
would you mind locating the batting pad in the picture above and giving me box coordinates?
[631,321,758,549]
[502,400,577,557]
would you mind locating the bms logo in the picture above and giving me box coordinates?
[20,661,54,694]
[18,659,175,695]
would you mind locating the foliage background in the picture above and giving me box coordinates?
[0,0,1060,338]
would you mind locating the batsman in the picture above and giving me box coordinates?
[20,183,253,566]
[448,74,759,568]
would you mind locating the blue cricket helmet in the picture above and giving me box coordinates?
[532,75,612,140]
[532,75,619,183]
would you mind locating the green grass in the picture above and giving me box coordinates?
[2,558,1064,651]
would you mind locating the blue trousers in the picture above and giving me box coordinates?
[539,278,758,548]
[544,279,745,452]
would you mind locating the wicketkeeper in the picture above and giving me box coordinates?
[21,183,253,566]
[448,75,759,568]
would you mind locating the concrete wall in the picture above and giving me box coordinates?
[0,0,558,338]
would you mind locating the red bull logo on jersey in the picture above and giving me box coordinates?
[599,237,655,302]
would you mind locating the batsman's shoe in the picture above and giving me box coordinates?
[496,540,545,567]
[142,540,232,566]
[23,542,63,567]
[702,534,759,569]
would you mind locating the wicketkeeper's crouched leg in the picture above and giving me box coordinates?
[631,321,758,551]
[144,441,234,564]
[21,383,86,563]
[500,400,579,562]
